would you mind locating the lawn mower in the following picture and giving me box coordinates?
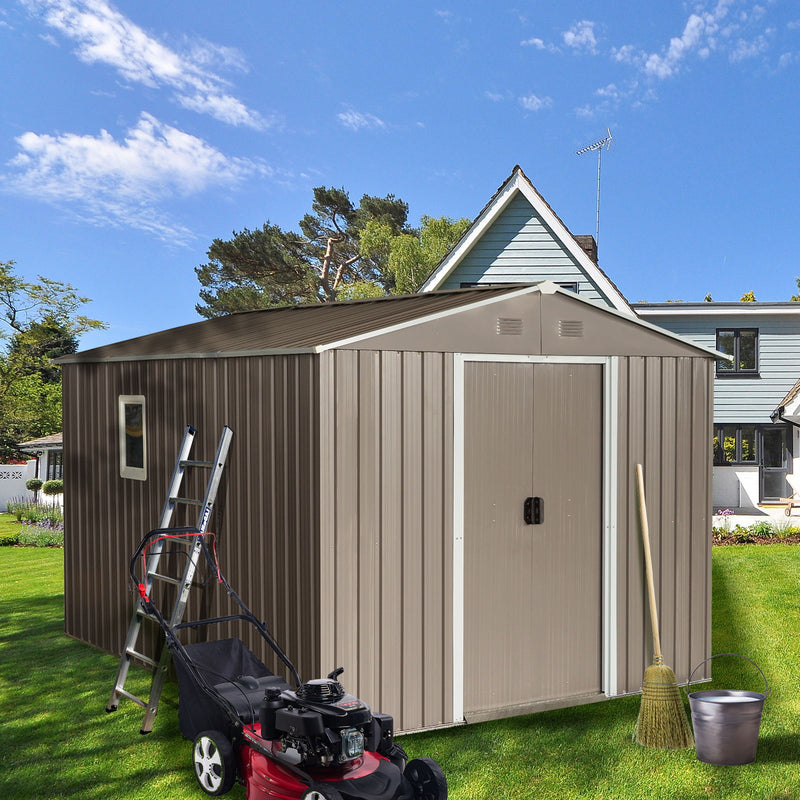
[130,527,447,800]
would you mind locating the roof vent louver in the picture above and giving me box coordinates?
[497,318,523,336]
[558,320,584,338]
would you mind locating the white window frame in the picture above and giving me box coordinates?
[118,395,147,481]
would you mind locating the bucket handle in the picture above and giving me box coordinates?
[688,652,770,697]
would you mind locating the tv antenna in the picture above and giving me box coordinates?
[576,128,613,249]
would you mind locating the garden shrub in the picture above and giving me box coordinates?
[5,496,28,522]
[18,521,64,547]
[42,479,63,498]
[750,521,774,539]
[5,499,63,525]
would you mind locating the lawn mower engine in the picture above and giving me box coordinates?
[227,670,446,800]
[262,673,385,768]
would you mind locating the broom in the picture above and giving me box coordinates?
[634,463,694,749]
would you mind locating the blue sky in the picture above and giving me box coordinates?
[2,0,799,350]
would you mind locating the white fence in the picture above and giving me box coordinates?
[0,461,36,512]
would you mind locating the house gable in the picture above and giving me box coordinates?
[419,166,633,316]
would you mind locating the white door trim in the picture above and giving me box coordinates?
[451,353,619,724]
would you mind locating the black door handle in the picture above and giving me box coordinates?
[524,497,543,525]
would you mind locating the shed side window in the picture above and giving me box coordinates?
[119,395,147,480]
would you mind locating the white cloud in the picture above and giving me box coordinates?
[607,0,782,81]
[563,20,598,54]
[521,37,546,49]
[519,93,553,112]
[644,13,709,78]
[730,34,770,61]
[337,109,386,131]
[22,0,267,128]
[5,113,267,242]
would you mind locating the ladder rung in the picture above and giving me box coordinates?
[149,571,182,586]
[126,648,158,668]
[169,496,204,506]
[116,688,149,709]
[179,459,214,468]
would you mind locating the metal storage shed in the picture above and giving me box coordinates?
[61,282,716,733]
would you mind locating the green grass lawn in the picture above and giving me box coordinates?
[0,511,23,541]
[1,541,799,800]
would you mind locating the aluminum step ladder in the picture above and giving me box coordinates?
[106,424,233,733]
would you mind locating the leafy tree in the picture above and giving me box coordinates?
[359,215,471,295]
[0,260,105,461]
[791,278,800,301]
[196,187,411,316]
[392,215,471,294]
[195,224,316,318]
[740,290,756,302]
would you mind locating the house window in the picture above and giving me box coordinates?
[716,328,758,375]
[713,425,757,465]
[46,450,63,481]
[119,395,147,480]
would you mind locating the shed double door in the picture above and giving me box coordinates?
[463,361,603,716]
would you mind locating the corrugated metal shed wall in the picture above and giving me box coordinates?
[62,355,321,682]
[615,356,713,691]
[316,350,712,730]
[318,350,454,733]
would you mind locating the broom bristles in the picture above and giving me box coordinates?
[635,659,694,749]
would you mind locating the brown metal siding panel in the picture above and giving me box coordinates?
[614,356,713,694]
[63,355,321,684]
[378,352,403,721]
[321,350,453,732]
[401,352,424,728]
[690,359,713,684]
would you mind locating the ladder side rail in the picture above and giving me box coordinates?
[195,426,233,532]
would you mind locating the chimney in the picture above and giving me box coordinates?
[573,235,598,264]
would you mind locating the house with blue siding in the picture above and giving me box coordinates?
[420,166,633,316]
[420,165,797,512]
[633,303,800,510]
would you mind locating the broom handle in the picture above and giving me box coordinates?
[636,464,663,661]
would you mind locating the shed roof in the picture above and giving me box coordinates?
[59,286,522,363]
[59,283,719,364]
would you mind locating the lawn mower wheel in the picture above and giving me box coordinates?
[404,757,447,800]
[193,730,236,796]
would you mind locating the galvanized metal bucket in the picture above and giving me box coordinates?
[688,653,769,766]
